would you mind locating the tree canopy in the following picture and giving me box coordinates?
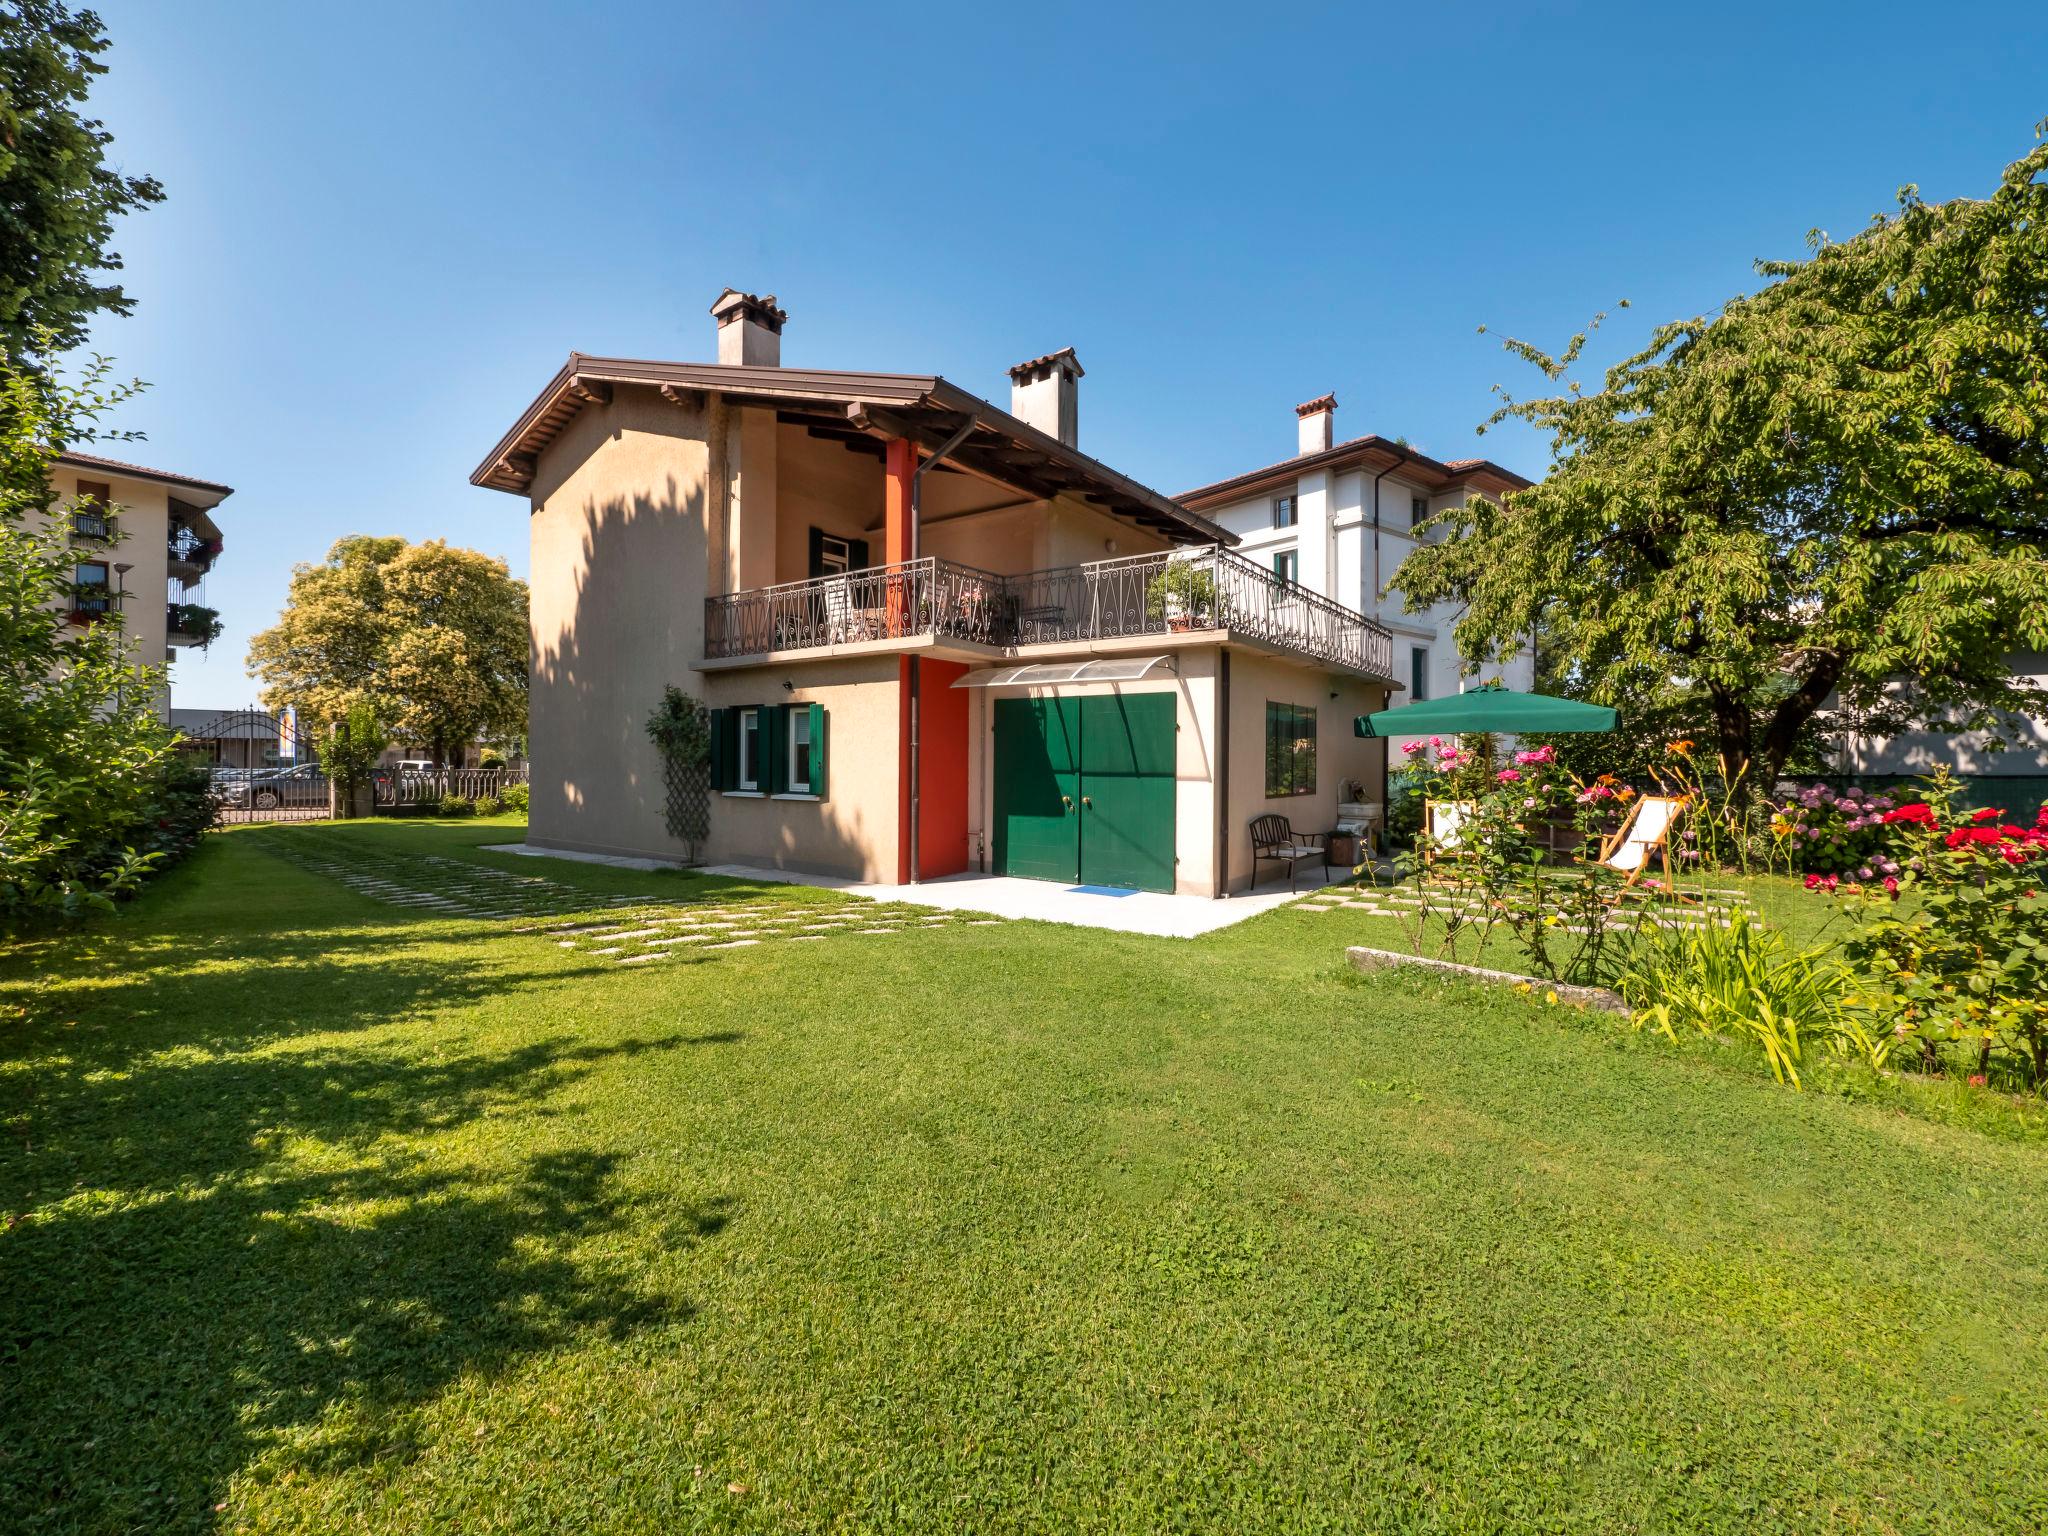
[1396,128,2048,793]
[0,2,162,355]
[248,536,529,768]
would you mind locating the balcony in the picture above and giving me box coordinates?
[167,601,222,648]
[167,525,222,575]
[704,548,1394,679]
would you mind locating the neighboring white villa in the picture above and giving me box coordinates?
[1177,394,1535,751]
[1832,651,2048,806]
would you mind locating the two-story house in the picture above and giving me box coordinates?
[44,451,232,719]
[1176,396,1534,754]
[472,292,1399,895]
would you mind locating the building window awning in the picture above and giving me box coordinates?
[952,656,1176,688]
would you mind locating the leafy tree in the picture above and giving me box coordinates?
[0,1,163,354]
[248,536,528,770]
[313,698,389,812]
[0,343,212,925]
[1397,128,2048,796]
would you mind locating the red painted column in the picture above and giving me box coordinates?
[884,437,915,638]
[887,439,917,883]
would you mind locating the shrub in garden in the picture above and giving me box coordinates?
[500,781,529,815]
[437,793,473,817]
[1771,782,1901,877]
[1834,787,2048,1088]
[472,794,504,817]
[1618,911,1888,1089]
[0,347,218,930]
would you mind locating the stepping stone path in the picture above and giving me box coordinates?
[255,835,1000,964]
[1292,883,1761,932]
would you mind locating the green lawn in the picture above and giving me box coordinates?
[4,819,2046,1533]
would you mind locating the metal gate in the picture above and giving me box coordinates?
[176,707,332,823]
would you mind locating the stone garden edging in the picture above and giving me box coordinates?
[1345,946,1631,1015]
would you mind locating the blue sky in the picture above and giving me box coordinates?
[81,0,2048,709]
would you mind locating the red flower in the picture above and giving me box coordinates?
[1945,825,2005,849]
[1968,1074,1988,1088]
[1971,806,2006,824]
[1883,803,1936,826]
[2001,846,2029,865]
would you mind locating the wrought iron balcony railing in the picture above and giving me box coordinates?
[167,526,222,571]
[704,548,1394,679]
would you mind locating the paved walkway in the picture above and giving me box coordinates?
[482,844,1348,938]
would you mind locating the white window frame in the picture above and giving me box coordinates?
[817,534,851,576]
[1271,548,1299,585]
[737,707,761,791]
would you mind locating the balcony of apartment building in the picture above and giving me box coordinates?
[166,502,224,580]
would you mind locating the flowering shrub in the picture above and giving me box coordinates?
[1389,735,1645,985]
[1835,785,2048,1088]
[1772,782,1901,878]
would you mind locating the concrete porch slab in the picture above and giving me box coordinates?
[480,844,1350,938]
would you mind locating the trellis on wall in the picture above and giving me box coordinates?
[646,686,712,861]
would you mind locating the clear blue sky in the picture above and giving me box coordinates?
[80,0,2048,709]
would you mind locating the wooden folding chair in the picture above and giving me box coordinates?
[1422,799,1478,868]
[1596,794,1689,898]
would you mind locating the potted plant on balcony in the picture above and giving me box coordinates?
[1145,562,1217,632]
[171,603,223,646]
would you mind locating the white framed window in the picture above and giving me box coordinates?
[1272,495,1297,529]
[738,707,761,790]
[817,534,851,575]
[1272,549,1299,585]
[787,707,812,794]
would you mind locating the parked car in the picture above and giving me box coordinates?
[219,763,329,810]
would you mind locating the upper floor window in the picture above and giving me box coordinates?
[1272,496,1297,529]
[72,480,113,541]
[1410,646,1429,702]
[1271,549,1299,585]
[1410,496,1428,529]
[74,560,111,616]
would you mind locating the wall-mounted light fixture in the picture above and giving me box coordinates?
[781,679,794,692]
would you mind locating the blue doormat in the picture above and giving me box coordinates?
[1067,884,1139,897]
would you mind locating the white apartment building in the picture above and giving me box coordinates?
[1177,394,1535,750]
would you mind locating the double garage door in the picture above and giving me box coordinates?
[992,694,1176,893]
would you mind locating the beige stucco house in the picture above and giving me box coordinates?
[42,451,231,720]
[473,292,1398,895]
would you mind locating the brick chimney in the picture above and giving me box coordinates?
[710,289,786,366]
[1008,347,1083,447]
[1297,393,1336,455]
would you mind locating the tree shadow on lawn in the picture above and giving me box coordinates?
[2,1028,739,1532]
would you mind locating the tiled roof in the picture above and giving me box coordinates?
[56,449,233,496]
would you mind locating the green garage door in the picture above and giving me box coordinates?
[992,693,1176,893]
[992,697,1081,882]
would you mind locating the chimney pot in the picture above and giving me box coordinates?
[1007,347,1083,447]
[1296,393,1336,456]
[711,288,787,366]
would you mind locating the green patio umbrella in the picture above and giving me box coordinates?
[1354,687,1617,738]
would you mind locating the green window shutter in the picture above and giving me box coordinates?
[762,704,787,794]
[718,708,740,791]
[849,538,869,570]
[808,702,827,798]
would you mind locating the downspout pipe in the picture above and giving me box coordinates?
[1370,460,1396,606]
[904,413,979,884]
